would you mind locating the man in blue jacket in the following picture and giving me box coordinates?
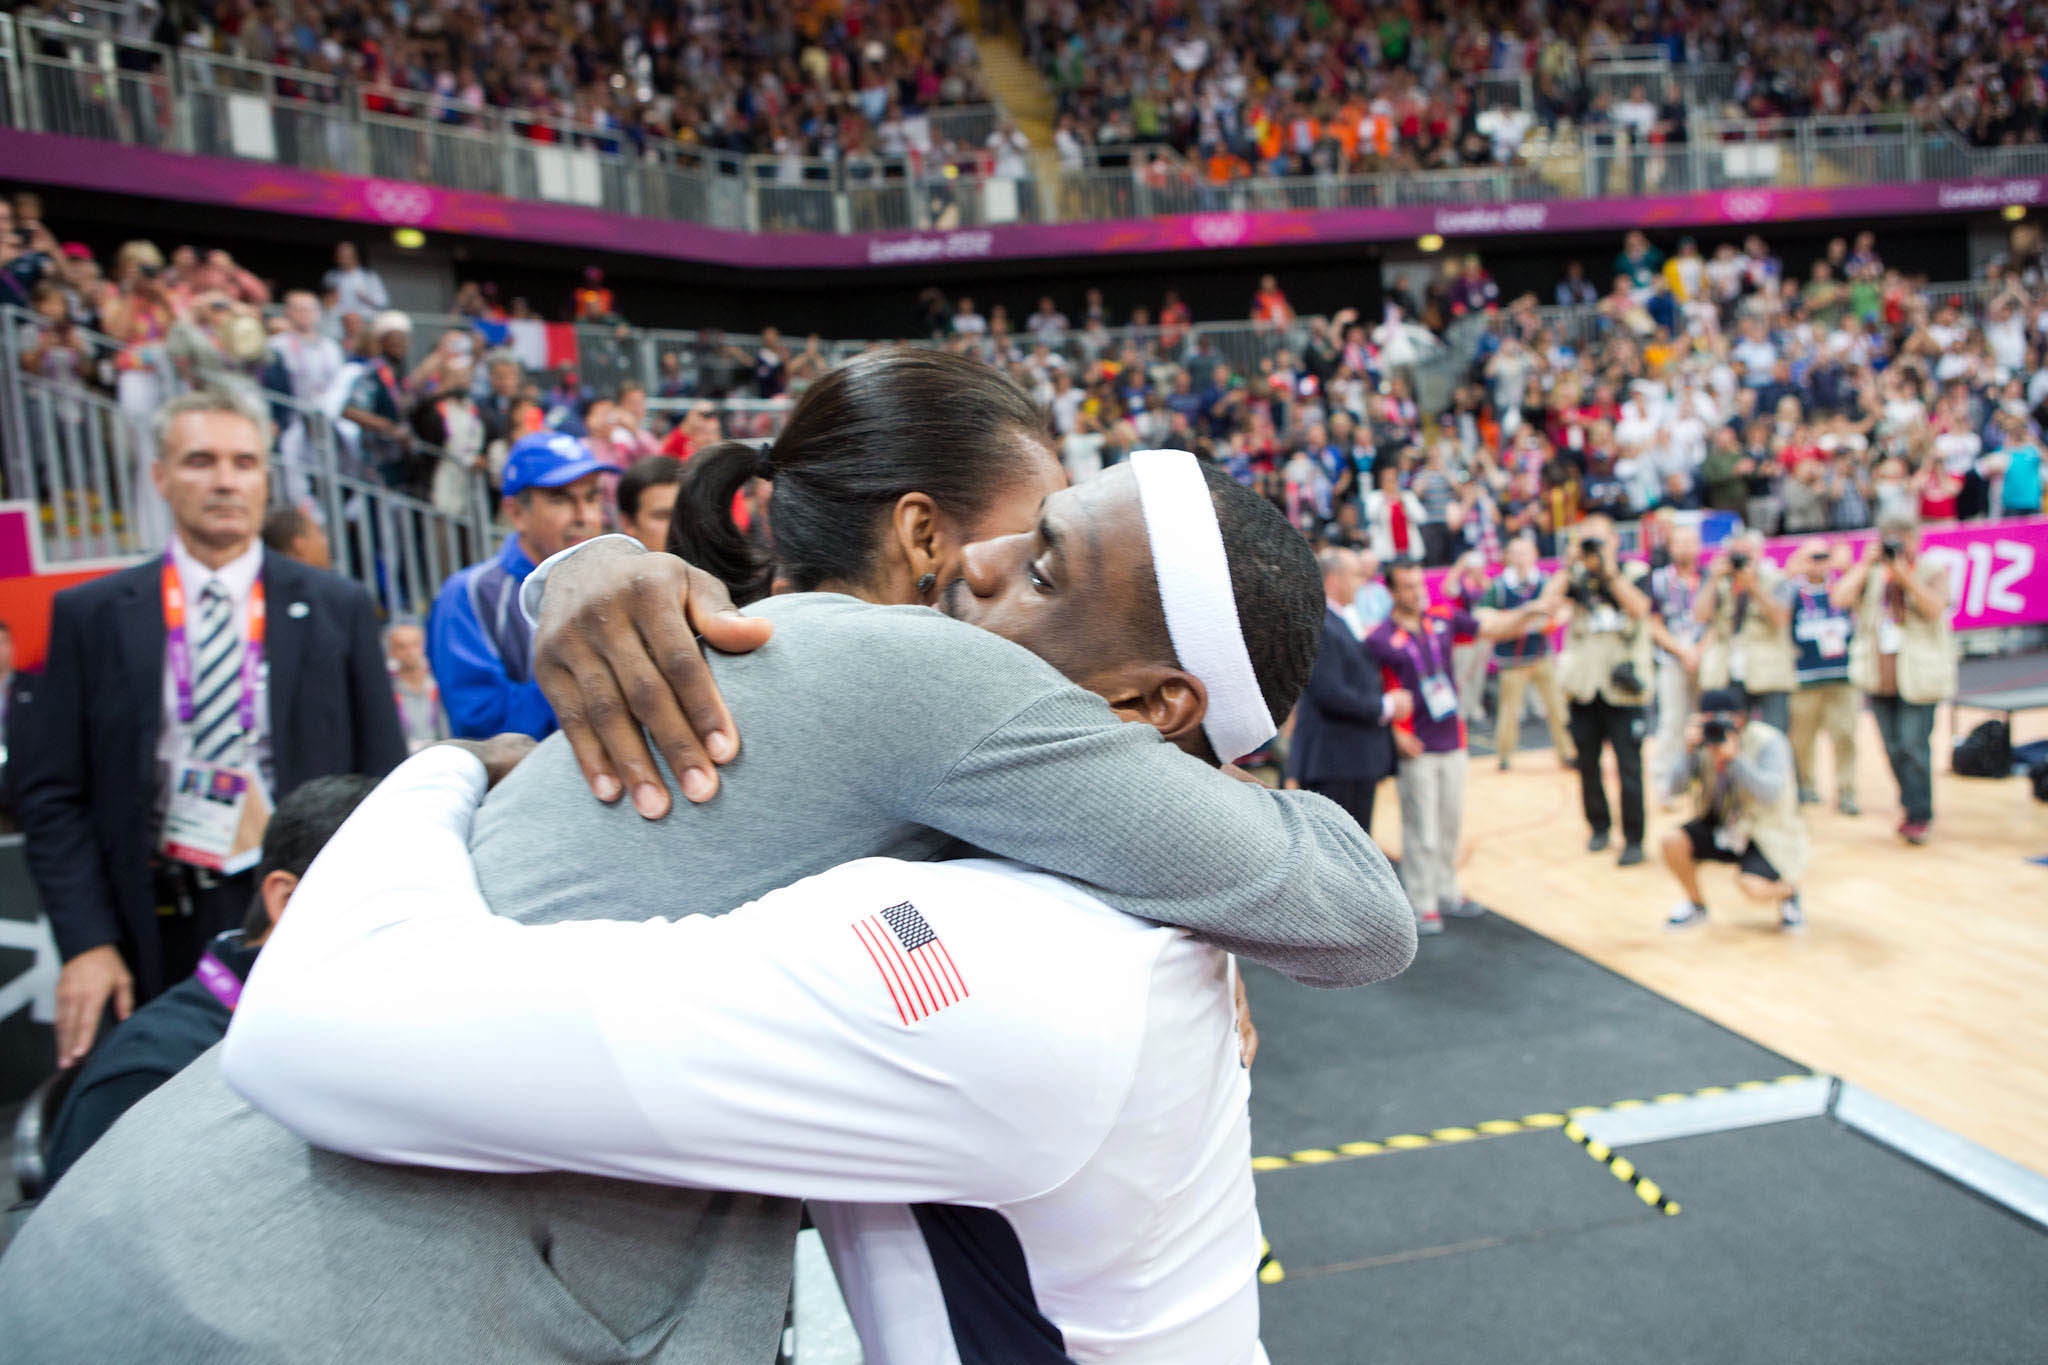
[1288,547,1410,838]
[428,431,606,739]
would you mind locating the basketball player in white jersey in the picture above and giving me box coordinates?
[225,453,1333,1363]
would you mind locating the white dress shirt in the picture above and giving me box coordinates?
[157,536,272,810]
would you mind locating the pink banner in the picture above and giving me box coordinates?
[3,128,2045,272]
[1420,515,2048,632]
[0,506,35,578]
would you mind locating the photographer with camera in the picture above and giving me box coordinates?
[1786,539,1861,815]
[1658,689,1810,931]
[1644,518,1708,771]
[1696,529,1795,735]
[1482,535,1575,771]
[1554,515,1656,866]
[1830,511,1956,845]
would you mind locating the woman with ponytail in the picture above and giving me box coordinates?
[58,346,1410,1365]
[494,341,1400,990]
[666,346,1063,608]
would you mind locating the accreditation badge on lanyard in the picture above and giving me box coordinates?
[1412,624,1459,722]
[158,562,272,875]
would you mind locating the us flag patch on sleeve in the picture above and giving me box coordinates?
[852,901,970,1024]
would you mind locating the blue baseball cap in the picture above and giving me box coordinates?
[502,431,607,498]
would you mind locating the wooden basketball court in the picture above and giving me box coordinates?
[1373,702,2048,1178]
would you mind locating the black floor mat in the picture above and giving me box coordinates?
[1245,907,2048,1364]
[1245,911,1794,1159]
[1258,1118,2048,1364]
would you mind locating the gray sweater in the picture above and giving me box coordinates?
[0,593,1409,1363]
[474,592,1412,983]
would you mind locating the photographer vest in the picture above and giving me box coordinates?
[1558,562,1653,706]
[1698,564,1796,696]
[1846,558,1958,705]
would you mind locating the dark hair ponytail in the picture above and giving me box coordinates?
[669,440,776,604]
[666,346,1052,606]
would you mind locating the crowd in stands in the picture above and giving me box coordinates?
[1026,0,2048,180]
[1379,225,2048,557]
[912,231,2046,559]
[9,178,2047,564]
[45,0,996,164]
[30,0,2048,183]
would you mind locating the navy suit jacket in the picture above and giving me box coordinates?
[14,550,405,998]
[1288,607,1395,787]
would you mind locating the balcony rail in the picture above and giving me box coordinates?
[1,305,494,610]
[4,15,2045,243]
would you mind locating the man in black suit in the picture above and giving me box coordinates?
[1288,548,1411,838]
[16,388,405,1069]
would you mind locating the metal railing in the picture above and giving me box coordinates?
[1,305,493,614]
[402,305,1319,408]
[4,14,2043,242]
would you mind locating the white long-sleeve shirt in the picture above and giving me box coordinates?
[223,749,1268,1364]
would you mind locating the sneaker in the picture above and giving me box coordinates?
[1416,911,1445,937]
[1441,897,1487,919]
[1665,900,1709,930]
[1798,787,1821,806]
[1779,895,1806,932]
[1899,821,1929,845]
[1497,755,1510,771]
[1837,793,1860,817]
[1587,830,1611,853]
[1617,843,1646,868]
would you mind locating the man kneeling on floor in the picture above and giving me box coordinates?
[1658,687,1810,932]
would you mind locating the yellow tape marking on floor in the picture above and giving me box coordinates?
[1250,1076,1816,1174]
[1562,1118,1683,1217]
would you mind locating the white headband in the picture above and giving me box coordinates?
[1128,449,1278,763]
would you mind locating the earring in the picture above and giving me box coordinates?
[916,572,937,598]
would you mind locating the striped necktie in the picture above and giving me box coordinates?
[188,582,247,763]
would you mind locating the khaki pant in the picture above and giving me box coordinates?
[1453,641,1491,722]
[1494,656,1575,763]
[1789,681,1859,797]
[1396,749,1465,916]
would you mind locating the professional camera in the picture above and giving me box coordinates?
[1610,660,1644,694]
[1701,717,1732,747]
[1567,538,1615,609]
[1727,550,1751,572]
[1880,537,1904,560]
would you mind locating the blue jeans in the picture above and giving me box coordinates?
[1868,694,1935,825]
